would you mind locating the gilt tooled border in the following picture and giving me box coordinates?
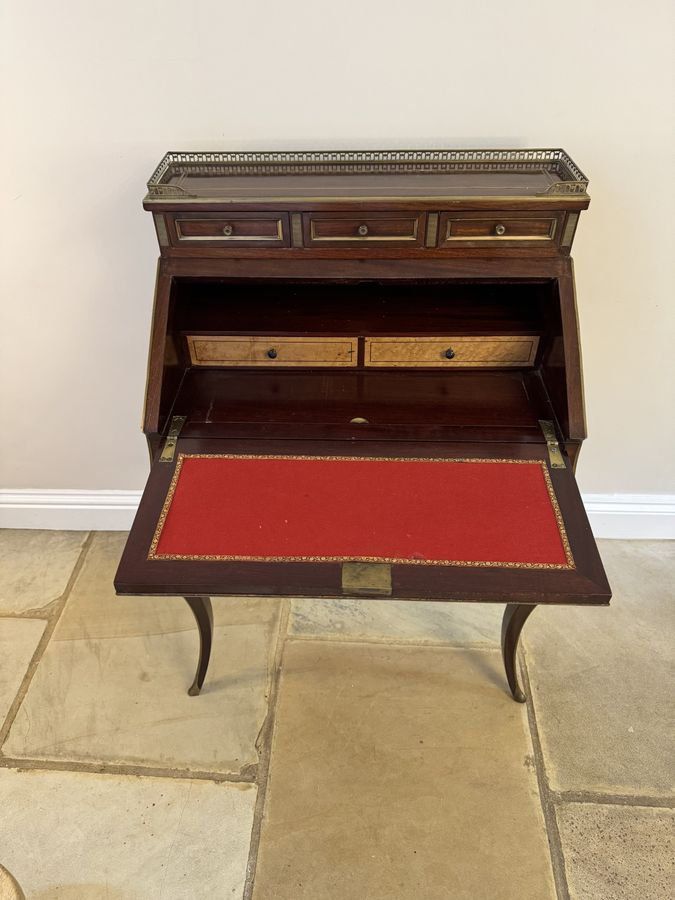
[147,453,575,570]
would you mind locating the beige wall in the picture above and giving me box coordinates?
[2,0,674,494]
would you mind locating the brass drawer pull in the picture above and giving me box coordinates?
[358,224,369,237]
[444,348,456,360]
[266,348,278,359]
[350,416,369,424]
[222,224,234,236]
[495,223,506,236]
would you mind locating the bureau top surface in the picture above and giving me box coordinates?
[145,149,589,205]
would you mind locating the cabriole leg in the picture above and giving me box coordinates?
[184,596,213,696]
[501,604,537,703]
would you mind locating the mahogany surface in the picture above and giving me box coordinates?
[116,148,611,700]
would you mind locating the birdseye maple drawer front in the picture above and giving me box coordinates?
[439,214,558,245]
[364,336,540,368]
[304,212,425,247]
[171,213,289,246]
[187,335,358,367]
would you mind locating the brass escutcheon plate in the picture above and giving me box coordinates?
[342,562,392,596]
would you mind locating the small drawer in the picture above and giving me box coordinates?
[186,335,358,368]
[439,214,558,245]
[304,212,424,247]
[364,336,539,368]
[170,213,289,246]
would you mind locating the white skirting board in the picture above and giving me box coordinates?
[0,491,142,532]
[0,489,674,539]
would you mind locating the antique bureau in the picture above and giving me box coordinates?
[114,149,611,701]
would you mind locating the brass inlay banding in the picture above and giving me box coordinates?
[153,214,169,247]
[444,218,557,242]
[561,212,579,248]
[308,218,419,243]
[175,218,285,242]
[148,453,575,570]
[425,212,439,247]
[291,213,303,247]
[146,192,590,205]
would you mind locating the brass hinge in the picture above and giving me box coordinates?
[539,420,566,469]
[159,415,186,462]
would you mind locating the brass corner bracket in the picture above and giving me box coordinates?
[539,420,566,469]
[159,416,186,463]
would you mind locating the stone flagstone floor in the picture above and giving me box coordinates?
[0,530,672,899]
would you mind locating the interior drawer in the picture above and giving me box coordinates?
[364,336,539,368]
[186,335,358,367]
[439,214,558,245]
[170,213,289,246]
[304,212,424,247]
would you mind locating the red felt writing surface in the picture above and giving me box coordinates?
[149,454,573,569]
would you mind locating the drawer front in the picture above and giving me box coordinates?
[304,212,424,247]
[187,335,358,367]
[365,336,539,368]
[439,214,558,245]
[171,213,289,246]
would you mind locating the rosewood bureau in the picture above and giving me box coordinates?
[114,149,611,701]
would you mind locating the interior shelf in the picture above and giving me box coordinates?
[172,368,554,442]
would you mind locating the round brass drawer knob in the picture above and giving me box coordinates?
[444,348,456,360]
[266,348,278,359]
[358,224,369,237]
[222,224,234,236]
[495,223,506,236]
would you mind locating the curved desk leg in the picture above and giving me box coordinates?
[185,596,213,696]
[501,604,536,703]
